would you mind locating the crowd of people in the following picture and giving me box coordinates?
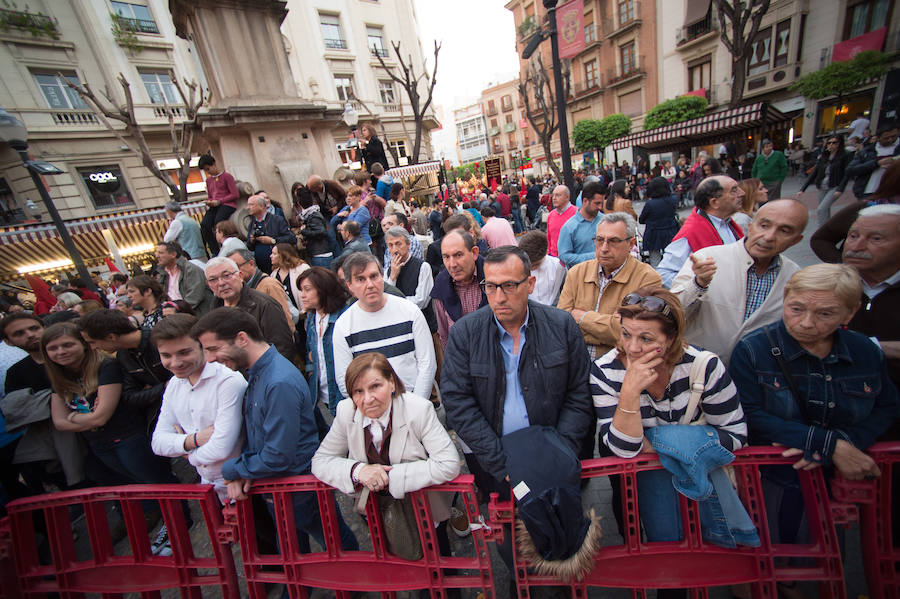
[0,121,898,597]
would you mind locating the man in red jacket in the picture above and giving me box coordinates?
[657,175,745,287]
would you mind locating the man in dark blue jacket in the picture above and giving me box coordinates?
[246,194,297,273]
[441,245,593,486]
[193,307,358,553]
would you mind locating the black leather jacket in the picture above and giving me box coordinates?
[441,301,593,481]
[116,329,171,432]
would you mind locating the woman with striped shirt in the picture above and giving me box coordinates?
[590,287,746,568]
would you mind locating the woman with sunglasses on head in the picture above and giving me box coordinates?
[797,134,850,226]
[591,288,747,589]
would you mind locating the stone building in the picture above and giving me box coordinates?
[505,0,659,173]
[280,0,439,168]
[479,79,531,177]
[454,103,490,165]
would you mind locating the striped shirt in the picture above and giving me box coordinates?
[332,294,437,400]
[590,345,747,458]
[744,257,780,321]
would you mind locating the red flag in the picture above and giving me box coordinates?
[490,179,498,192]
[24,274,56,315]
[556,0,584,60]
[104,257,121,273]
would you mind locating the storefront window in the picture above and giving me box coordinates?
[78,166,134,210]
[816,92,873,136]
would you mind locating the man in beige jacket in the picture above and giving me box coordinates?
[558,213,662,360]
[671,199,807,364]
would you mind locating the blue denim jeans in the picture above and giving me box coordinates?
[309,256,332,268]
[264,490,359,554]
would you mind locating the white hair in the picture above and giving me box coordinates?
[384,226,411,243]
[56,292,82,308]
[205,257,239,276]
[857,204,900,219]
[597,212,637,238]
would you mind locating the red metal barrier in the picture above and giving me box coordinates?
[859,441,900,599]
[489,447,848,599]
[2,484,239,598]
[224,473,495,599]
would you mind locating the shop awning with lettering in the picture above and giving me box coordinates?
[0,202,205,282]
[611,102,789,152]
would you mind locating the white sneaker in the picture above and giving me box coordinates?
[151,524,172,556]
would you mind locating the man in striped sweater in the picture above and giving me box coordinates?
[332,252,436,400]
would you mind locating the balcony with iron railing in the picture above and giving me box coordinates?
[370,46,388,58]
[489,126,501,137]
[378,102,400,113]
[487,105,498,117]
[501,99,514,112]
[573,76,603,97]
[606,55,645,87]
[503,122,516,133]
[676,12,717,50]
[603,2,641,39]
[324,38,348,50]
[113,15,160,34]
[0,8,60,39]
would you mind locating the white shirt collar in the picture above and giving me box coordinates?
[362,405,391,430]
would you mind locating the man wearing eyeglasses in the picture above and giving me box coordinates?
[204,257,295,360]
[558,213,662,361]
[226,248,295,334]
[441,245,593,570]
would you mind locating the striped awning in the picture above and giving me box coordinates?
[0,202,205,283]
[386,161,442,179]
[611,102,788,152]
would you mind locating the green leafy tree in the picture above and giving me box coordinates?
[791,51,889,131]
[573,119,603,153]
[598,113,632,148]
[644,96,709,130]
[573,114,632,163]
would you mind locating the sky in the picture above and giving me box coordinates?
[413,0,521,163]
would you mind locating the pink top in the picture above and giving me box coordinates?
[481,216,518,249]
[206,171,239,208]
[546,204,576,257]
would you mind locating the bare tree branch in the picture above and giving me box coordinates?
[63,71,208,202]
[518,53,562,180]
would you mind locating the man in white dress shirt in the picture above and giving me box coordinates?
[150,313,247,503]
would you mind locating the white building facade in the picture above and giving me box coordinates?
[454,104,490,165]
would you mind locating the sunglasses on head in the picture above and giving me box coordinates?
[621,293,672,317]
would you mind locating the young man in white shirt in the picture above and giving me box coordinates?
[150,313,247,503]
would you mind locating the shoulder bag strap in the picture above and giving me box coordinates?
[761,325,809,423]
[681,350,715,425]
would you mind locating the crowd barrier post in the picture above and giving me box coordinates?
[2,484,240,598]
[858,441,900,599]
[223,473,496,599]
[488,447,848,599]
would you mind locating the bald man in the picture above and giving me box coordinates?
[305,175,346,217]
[546,184,576,258]
[657,175,746,287]
[671,199,809,363]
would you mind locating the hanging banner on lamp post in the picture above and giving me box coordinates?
[556,0,585,59]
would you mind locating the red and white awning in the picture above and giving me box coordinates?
[611,102,788,151]
[0,202,206,282]
[386,161,442,179]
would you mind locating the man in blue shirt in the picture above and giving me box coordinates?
[192,307,358,553]
[557,180,608,268]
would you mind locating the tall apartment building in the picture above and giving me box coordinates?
[505,0,659,173]
[656,0,898,150]
[479,79,531,175]
[454,104,490,164]
[281,0,439,168]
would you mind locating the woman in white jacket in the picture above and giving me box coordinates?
[270,243,309,321]
[312,352,460,558]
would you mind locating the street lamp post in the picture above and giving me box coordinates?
[0,108,97,292]
[542,0,574,192]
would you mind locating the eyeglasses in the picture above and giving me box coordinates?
[621,293,672,317]
[593,236,634,247]
[232,259,249,268]
[480,276,529,295]
[207,271,239,285]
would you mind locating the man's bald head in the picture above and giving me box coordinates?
[755,198,808,229]
[744,199,807,264]
[306,175,323,193]
[551,185,570,210]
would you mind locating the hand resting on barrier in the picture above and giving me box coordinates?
[225,478,252,502]
[776,441,881,480]
[357,464,392,491]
